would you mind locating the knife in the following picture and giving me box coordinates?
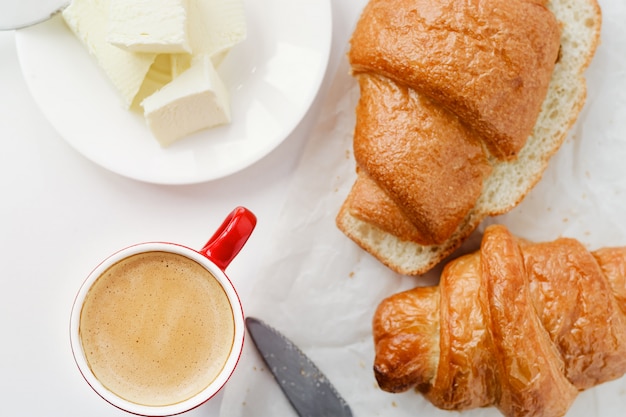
[245,317,353,417]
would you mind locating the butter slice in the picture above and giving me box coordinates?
[63,0,157,109]
[141,55,231,147]
[107,0,191,54]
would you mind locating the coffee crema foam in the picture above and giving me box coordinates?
[79,251,235,406]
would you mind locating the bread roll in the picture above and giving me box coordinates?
[336,0,602,275]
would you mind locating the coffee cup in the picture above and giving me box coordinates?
[70,206,256,416]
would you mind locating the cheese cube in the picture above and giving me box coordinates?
[141,55,231,147]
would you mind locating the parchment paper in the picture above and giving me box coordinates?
[220,1,626,415]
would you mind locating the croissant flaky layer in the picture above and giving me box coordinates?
[373,225,626,417]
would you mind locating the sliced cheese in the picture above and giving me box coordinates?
[107,0,191,54]
[62,0,156,109]
[64,0,247,144]
[141,55,231,147]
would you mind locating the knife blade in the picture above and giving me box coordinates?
[245,317,353,417]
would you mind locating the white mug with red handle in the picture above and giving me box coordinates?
[70,206,256,416]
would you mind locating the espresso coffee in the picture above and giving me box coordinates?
[79,251,235,406]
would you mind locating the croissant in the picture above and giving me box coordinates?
[373,224,626,417]
[336,0,602,276]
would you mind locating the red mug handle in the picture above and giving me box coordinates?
[200,207,257,271]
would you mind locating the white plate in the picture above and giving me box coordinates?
[15,0,332,184]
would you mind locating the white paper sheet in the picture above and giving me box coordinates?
[220,1,626,416]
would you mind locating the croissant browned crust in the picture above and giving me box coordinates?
[373,225,626,417]
[351,73,493,244]
[350,0,561,161]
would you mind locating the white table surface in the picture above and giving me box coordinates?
[0,1,367,415]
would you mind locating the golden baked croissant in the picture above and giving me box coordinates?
[336,0,601,276]
[373,225,626,417]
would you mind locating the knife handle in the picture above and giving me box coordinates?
[200,206,257,270]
